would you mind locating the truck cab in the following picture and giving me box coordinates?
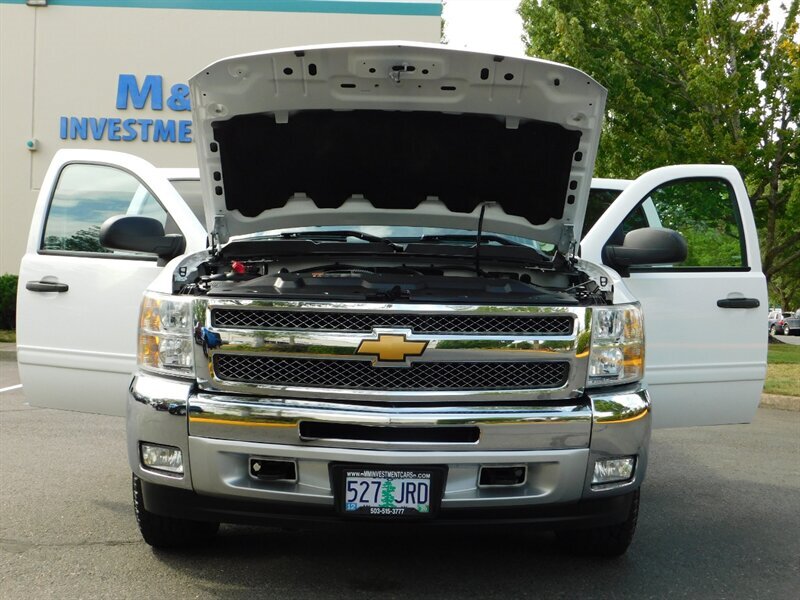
[16,43,767,555]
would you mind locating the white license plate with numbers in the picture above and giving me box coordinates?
[343,468,433,517]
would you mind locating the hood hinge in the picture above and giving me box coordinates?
[557,224,576,257]
[210,214,230,252]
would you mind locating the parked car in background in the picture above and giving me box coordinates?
[768,309,786,335]
[781,310,800,335]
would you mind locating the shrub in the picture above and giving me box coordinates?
[0,274,18,330]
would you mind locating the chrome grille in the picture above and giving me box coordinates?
[213,355,570,391]
[212,309,574,335]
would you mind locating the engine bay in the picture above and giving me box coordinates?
[176,232,611,306]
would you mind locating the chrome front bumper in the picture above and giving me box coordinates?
[128,374,650,516]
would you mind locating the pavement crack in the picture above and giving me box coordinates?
[0,537,139,553]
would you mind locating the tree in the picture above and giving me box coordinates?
[380,480,397,508]
[43,225,110,254]
[441,0,448,43]
[519,0,799,301]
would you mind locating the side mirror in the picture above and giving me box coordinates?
[603,227,687,275]
[100,215,185,264]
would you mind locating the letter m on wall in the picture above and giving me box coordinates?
[116,75,164,110]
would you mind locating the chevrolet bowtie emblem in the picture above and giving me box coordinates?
[356,333,429,363]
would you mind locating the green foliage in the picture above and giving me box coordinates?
[766,327,797,398]
[681,228,743,266]
[764,364,800,396]
[649,179,744,266]
[0,274,19,330]
[520,0,799,303]
[440,1,447,42]
[768,343,800,364]
[43,226,110,254]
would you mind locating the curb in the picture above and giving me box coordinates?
[759,394,800,412]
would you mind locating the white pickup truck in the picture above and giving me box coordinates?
[16,43,767,556]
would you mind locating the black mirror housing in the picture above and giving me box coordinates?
[99,215,185,262]
[603,227,688,272]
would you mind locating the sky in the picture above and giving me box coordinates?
[441,0,792,57]
[442,0,527,56]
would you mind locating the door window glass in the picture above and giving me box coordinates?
[584,189,621,237]
[41,163,170,257]
[620,178,746,269]
[584,188,649,240]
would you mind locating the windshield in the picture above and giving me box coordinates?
[169,179,205,223]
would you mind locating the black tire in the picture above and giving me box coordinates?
[783,324,791,336]
[132,474,219,549]
[769,325,777,335]
[557,489,640,557]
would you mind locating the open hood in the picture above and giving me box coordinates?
[189,42,606,251]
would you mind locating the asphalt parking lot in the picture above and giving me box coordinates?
[1,351,799,599]
[773,333,800,345]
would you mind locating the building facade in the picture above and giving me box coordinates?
[0,0,442,273]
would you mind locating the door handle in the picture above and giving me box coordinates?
[26,280,69,293]
[717,297,759,309]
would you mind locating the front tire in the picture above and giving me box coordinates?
[557,489,640,557]
[132,474,219,549]
[770,325,777,335]
[783,324,791,336]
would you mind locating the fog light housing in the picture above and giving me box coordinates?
[140,442,183,474]
[592,456,635,486]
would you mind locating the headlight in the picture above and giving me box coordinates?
[587,304,644,387]
[138,292,194,377]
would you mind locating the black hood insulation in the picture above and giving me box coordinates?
[212,110,581,226]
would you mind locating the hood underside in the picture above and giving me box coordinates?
[190,42,607,248]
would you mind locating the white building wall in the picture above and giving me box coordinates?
[0,0,442,273]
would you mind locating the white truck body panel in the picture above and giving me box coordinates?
[582,165,767,427]
[190,42,607,246]
[16,150,206,416]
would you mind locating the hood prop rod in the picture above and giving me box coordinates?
[474,203,490,277]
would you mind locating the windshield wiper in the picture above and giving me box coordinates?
[279,230,402,251]
[418,233,553,263]
[419,234,526,247]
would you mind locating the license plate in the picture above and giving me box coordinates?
[336,467,441,518]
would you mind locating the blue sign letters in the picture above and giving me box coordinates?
[60,74,193,143]
[116,74,164,110]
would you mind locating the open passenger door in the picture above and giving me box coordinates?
[582,165,767,428]
[17,150,206,416]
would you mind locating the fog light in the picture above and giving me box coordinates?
[592,456,635,486]
[140,442,183,474]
